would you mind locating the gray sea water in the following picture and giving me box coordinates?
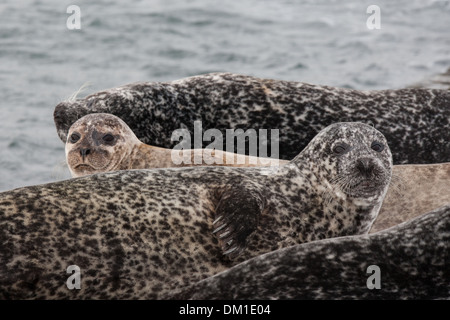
[0,0,449,192]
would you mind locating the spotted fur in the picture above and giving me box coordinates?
[0,122,391,299]
[54,73,450,165]
[166,204,450,300]
[67,115,449,236]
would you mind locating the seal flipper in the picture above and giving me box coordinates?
[212,179,265,259]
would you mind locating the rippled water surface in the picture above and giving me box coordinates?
[0,0,449,191]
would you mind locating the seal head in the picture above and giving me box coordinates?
[295,122,392,206]
[65,113,141,177]
[0,122,395,299]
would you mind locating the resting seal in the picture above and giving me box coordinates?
[66,113,280,177]
[0,122,392,299]
[166,204,450,300]
[65,113,449,235]
[54,72,450,164]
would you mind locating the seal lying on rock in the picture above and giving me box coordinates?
[0,122,392,299]
[54,72,450,164]
[65,113,280,178]
[166,204,450,300]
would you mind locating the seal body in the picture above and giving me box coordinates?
[167,204,450,300]
[65,115,449,234]
[66,113,280,178]
[54,72,450,164]
[371,162,450,233]
[0,122,392,299]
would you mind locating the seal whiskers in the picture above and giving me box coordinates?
[386,171,406,198]
[323,175,352,207]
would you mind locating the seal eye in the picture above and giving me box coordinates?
[371,141,384,152]
[103,134,115,143]
[69,133,80,143]
[332,143,350,156]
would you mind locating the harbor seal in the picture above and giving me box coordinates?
[65,113,449,235]
[166,204,450,300]
[66,113,280,178]
[65,114,449,235]
[371,162,450,233]
[54,72,450,164]
[0,122,392,299]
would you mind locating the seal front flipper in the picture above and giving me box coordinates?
[212,178,266,259]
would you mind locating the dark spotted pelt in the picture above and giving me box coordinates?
[167,204,450,300]
[0,123,392,299]
[54,72,450,164]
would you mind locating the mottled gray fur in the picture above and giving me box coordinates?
[54,73,450,164]
[167,204,450,300]
[0,123,391,299]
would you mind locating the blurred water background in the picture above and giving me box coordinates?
[0,0,449,191]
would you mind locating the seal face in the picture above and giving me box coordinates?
[65,113,141,177]
[294,122,392,203]
[0,122,392,299]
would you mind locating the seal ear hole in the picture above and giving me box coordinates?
[332,142,350,156]
[371,141,384,152]
[69,133,81,143]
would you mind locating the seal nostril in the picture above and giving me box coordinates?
[80,148,91,161]
[356,158,375,176]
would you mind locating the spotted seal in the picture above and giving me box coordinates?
[0,122,392,299]
[66,113,278,177]
[66,113,449,235]
[53,72,450,164]
[166,204,450,300]
[65,113,449,235]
